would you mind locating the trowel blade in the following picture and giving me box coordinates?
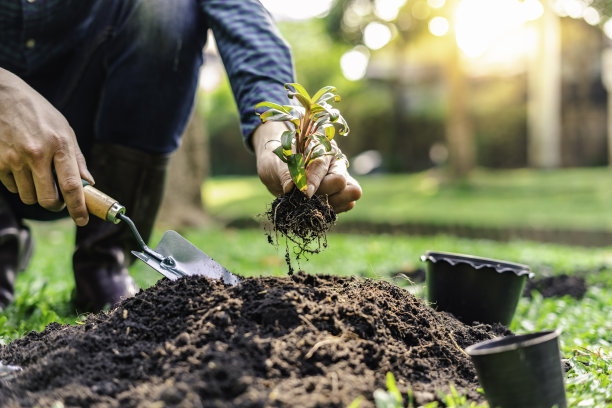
[154,230,240,286]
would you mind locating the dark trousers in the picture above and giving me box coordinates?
[1,0,207,221]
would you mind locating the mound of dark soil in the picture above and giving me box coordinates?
[0,273,510,407]
[265,190,336,273]
[523,274,587,299]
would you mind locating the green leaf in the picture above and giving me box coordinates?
[328,108,340,122]
[313,92,340,105]
[287,154,307,192]
[260,110,294,123]
[272,145,288,163]
[288,92,311,109]
[313,114,332,130]
[324,125,335,140]
[306,148,325,165]
[312,86,336,103]
[386,372,403,404]
[333,119,350,136]
[310,101,333,115]
[313,133,332,151]
[373,390,400,408]
[254,102,290,113]
[285,83,311,102]
[346,395,364,408]
[281,130,294,151]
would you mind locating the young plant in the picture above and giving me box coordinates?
[255,83,351,272]
[255,83,349,192]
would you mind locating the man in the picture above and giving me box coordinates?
[0,0,361,312]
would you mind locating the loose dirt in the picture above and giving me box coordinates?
[523,274,587,299]
[0,273,510,407]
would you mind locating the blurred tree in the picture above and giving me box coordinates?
[527,0,561,169]
[158,96,209,229]
[592,0,612,18]
[324,0,476,177]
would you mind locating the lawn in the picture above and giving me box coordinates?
[203,167,612,231]
[1,168,612,406]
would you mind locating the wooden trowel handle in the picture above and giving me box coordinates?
[82,181,126,224]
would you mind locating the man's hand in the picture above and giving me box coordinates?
[0,68,94,226]
[253,121,362,213]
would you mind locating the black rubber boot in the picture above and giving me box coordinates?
[73,143,169,312]
[0,195,34,311]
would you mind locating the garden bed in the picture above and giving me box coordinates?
[0,273,510,407]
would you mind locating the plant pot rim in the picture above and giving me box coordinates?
[465,329,561,356]
[421,251,534,278]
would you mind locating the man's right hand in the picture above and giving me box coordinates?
[0,68,94,226]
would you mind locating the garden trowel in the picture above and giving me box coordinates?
[81,180,240,285]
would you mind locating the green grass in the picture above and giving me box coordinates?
[2,168,612,406]
[203,167,612,231]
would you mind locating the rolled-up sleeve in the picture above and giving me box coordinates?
[200,0,295,149]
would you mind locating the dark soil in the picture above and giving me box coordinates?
[523,274,588,299]
[264,190,336,273]
[0,273,511,408]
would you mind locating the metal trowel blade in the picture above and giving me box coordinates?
[134,230,240,285]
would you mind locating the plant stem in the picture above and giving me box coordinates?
[298,107,311,154]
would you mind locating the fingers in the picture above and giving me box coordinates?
[31,165,64,212]
[319,158,362,213]
[257,151,294,197]
[0,172,17,193]
[12,167,37,205]
[0,69,89,224]
[54,150,89,226]
[317,156,347,196]
[75,148,95,185]
[305,154,332,197]
[327,174,362,213]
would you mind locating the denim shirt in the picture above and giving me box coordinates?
[0,0,295,144]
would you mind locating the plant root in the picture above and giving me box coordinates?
[264,189,337,274]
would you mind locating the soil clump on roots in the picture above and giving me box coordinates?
[264,190,336,273]
[0,273,510,407]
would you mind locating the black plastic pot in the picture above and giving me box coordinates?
[421,251,533,325]
[465,330,567,408]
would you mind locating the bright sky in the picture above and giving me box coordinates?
[259,0,334,20]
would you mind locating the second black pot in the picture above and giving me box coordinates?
[421,251,533,326]
[466,329,567,408]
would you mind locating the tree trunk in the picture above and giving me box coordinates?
[157,105,210,229]
[527,0,561,168]
[445,42,475,178]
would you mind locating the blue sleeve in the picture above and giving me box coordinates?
[200,0,295,150]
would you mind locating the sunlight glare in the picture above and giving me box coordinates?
[199,63,223,92]
[363,22,393,50]
[374,0,407,21]
[561,0,586,19]
[522,0,544,21]
[583,7,601,26]
[427,0,446,9]
[455,0,541,58]
[341,46,370,81]
[429,16,449,37]
[604,18,612,40]
[259,0,333,20]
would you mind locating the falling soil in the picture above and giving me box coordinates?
[0,273,511,408]
[264,190,336,273]
[523,274,587,299]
